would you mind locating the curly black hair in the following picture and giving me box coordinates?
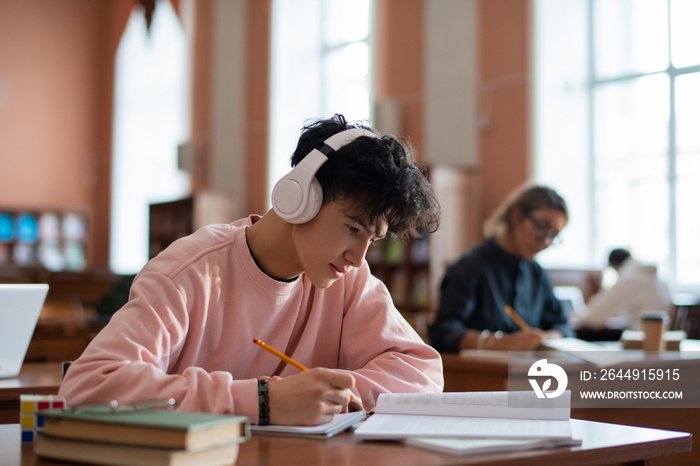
[289,114,440,239]
[608,248,631,268]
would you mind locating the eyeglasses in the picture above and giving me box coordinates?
[523,210,561,244]
[69,398,178,415]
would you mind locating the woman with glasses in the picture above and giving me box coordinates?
[429,184,573,351]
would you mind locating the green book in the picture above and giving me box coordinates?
[38,408,250,451]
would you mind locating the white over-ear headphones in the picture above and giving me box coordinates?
[271,127,376,224]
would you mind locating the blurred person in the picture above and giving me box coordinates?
[571,248,672,331]
[430,184,573,352]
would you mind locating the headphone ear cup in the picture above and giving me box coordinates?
[271,127,376,224]
[296,177,322,224]
[271,149,326,224]
[271,175,303,220]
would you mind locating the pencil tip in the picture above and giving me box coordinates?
[252,338,258,343]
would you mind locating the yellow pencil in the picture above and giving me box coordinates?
[252,338,361,405]
[253,338,309,371]
[504,305,530,331]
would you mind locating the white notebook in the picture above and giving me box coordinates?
[405,436,581,456]
[251,411,366,437]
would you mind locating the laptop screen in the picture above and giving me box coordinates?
[0,283,48,378]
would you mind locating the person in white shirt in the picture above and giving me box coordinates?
[572,248,672,331]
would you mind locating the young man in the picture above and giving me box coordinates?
[60,114,443,426]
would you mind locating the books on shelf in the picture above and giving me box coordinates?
[35,408,250,466]
[410,269,430,309]
[409,238,430,264]
[353,391,574,441]
[384,238,407,265]
[388,269,408,308]
[251,411,366,438]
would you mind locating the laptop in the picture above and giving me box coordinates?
[0,283,49,378]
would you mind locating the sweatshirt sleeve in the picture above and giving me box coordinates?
[335,265,443,408]
[58,270,259,422]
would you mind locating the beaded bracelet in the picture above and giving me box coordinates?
[257,379,270,426]
[477,329,491,350]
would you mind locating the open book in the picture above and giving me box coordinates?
[353,391,574,441]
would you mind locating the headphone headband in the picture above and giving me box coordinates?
[324,128,376,151]
[271,127,377,224]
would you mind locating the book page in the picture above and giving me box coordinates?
[354,414,573,440]
[405,436,582,455]
[374,392,569,420]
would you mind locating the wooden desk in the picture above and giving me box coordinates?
[0,363,62,424]
[441,349,700,465]
[0,420,690,466]
[442,351,510,392]
[442,339,700,393]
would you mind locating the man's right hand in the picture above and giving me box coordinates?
[266,367,357,426]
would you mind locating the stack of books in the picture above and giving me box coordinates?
[34,408,249,466]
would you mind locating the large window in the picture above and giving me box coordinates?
[535,0,700,293]
[110,1,190,274]
[268,0,372,200]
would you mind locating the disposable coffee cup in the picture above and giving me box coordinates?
[641,311,669,352]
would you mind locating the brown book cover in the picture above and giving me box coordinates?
[35,434,241,466]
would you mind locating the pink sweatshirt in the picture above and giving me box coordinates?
[59,216,443,422]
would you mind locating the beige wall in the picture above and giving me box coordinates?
[244,0,271,218]
[0,0,530,269]
[0,0,129,266]
[479,0,530,225]
[375,0,426,158]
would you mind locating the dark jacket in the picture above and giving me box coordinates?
[429,238,572,352]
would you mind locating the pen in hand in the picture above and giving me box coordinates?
[503,305,530,331]
[252,338,361,406]
[253,338,309,371]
